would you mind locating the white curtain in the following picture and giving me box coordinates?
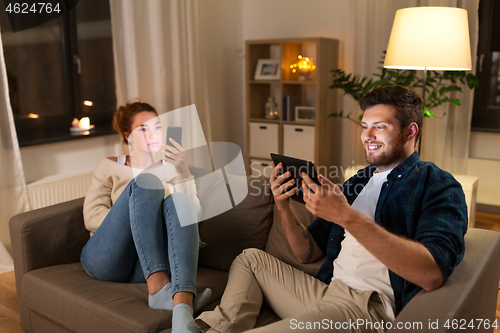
[342,0,479,174]
[109,0,212,145]
[0,30,30,272]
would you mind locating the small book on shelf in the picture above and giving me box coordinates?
[282,95,298,121]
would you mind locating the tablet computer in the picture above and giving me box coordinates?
[270,153,321,204]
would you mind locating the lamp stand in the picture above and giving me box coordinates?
[417,67,427,155]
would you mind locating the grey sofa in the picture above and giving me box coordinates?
[9,175,500,333]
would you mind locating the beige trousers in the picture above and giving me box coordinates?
[196,248,391,333]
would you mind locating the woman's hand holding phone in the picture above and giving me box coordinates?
[163,139,191,180]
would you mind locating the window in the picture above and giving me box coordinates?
[471,0,500,131]
[0,0,116,146]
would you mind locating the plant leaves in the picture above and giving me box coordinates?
[424,107,434,118]
[466,73,480,89]
[329,50,479,111]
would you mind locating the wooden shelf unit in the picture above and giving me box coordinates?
[245,38,340,177]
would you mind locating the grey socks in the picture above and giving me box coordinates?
[173,303,200,333]
[149,282,174,310]
[149,283,212,312]
[193,288,212,312]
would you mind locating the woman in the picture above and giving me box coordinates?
[80,101,210,333]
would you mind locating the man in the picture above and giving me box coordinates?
[195,85,467,332]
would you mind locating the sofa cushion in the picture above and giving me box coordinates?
[198,177,274,271]
[22,263,227,333]
[265,200,325,277]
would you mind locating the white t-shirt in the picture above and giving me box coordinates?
[332,169,395,320]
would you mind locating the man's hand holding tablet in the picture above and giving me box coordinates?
[269,153,321,205]
[269,153,350,224]
[301,171,351,225]
[269,161,297,207]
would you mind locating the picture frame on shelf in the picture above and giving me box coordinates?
[254,59,281,80]
[295,106,315,122]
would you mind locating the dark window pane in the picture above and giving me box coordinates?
[489,52,500,107]
[2,18,69,118]
[471,0,500,131]
[75,0,116,115]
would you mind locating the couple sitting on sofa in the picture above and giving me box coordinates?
[81,85,467,333]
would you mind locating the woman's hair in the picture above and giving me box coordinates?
[112,101,157,144]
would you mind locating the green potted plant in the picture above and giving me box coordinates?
[329,52,479,123]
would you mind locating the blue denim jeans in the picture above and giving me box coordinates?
[80,173,199,296]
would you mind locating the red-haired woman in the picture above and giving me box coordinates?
[81,102,210,333]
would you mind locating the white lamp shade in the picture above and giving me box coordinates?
[384,7,472,71]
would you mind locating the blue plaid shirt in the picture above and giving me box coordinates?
[307,151,467,316]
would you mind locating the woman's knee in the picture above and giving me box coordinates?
[165,192,195,208]
[80,250,105,281]
[80,259,97,280]
[130,173,165,206]
[164,192,197,226]
[133,173,164,193]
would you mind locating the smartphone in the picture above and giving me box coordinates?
[166,126,182,147]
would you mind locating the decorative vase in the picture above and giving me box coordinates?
[265,97,278,119]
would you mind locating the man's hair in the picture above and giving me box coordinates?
[359,85,423,142]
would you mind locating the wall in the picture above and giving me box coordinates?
[242,0,356,72]
[242,0,363,169]
[21,135,123,183]
[468,132,500,207]
[469,132,500,160]
[199,0,244,150]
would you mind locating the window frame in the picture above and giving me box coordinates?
[471,0,500,131]
[3,0,116,147]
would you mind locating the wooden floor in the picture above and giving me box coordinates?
[0,270,20,333]
[475,212,500,333]
[1,212,499,333]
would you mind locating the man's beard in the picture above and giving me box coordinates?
[364,133,407,167]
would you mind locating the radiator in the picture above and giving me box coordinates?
[467,159,500,207]
[27,172,93,210]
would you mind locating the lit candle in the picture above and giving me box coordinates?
[79,117,90,129]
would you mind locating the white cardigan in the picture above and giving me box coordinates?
[83,157,201,236]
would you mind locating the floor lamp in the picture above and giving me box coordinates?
[384,7,472,154]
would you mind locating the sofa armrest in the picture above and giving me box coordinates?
[391,228,500,332]
[9,197,89,303]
